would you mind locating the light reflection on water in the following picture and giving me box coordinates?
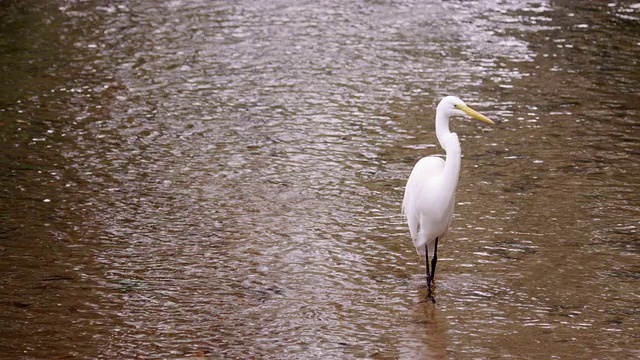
[0,0,638,359]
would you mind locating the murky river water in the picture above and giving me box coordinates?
[1,0,638,359]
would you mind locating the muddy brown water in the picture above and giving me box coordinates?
[0,1,638,359]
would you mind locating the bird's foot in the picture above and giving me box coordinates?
[418,287,436,304]
[426,289,436,303]
[425,280,436,303]
[426,275,436,290]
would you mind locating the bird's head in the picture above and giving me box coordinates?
[437,96,495,125]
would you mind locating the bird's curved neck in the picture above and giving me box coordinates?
[435,111,461,190]
[435,112,459,154]
[435,112,450,149]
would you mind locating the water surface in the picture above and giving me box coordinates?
[0,0,638,358]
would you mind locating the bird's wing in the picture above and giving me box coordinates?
[403,156,446,210]
[402,156,445,248]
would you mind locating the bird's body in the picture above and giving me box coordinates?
[402,96,494,301]
[402,154,457,257]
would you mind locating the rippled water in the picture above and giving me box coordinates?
[1,0,638,359]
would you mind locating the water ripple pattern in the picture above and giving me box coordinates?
[0,0,638,359]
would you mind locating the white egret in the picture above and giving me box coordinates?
[402,96,495,302]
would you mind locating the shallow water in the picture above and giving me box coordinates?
[0,0,638,359]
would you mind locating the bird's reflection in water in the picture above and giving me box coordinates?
[397,288,449,360]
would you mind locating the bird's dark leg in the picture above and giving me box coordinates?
[431,237,439,284]
[425,243,435,303]
[425,246,431,288]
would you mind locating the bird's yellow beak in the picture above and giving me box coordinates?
[458,105,495,125]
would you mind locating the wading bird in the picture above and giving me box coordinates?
[402,96,495,302]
